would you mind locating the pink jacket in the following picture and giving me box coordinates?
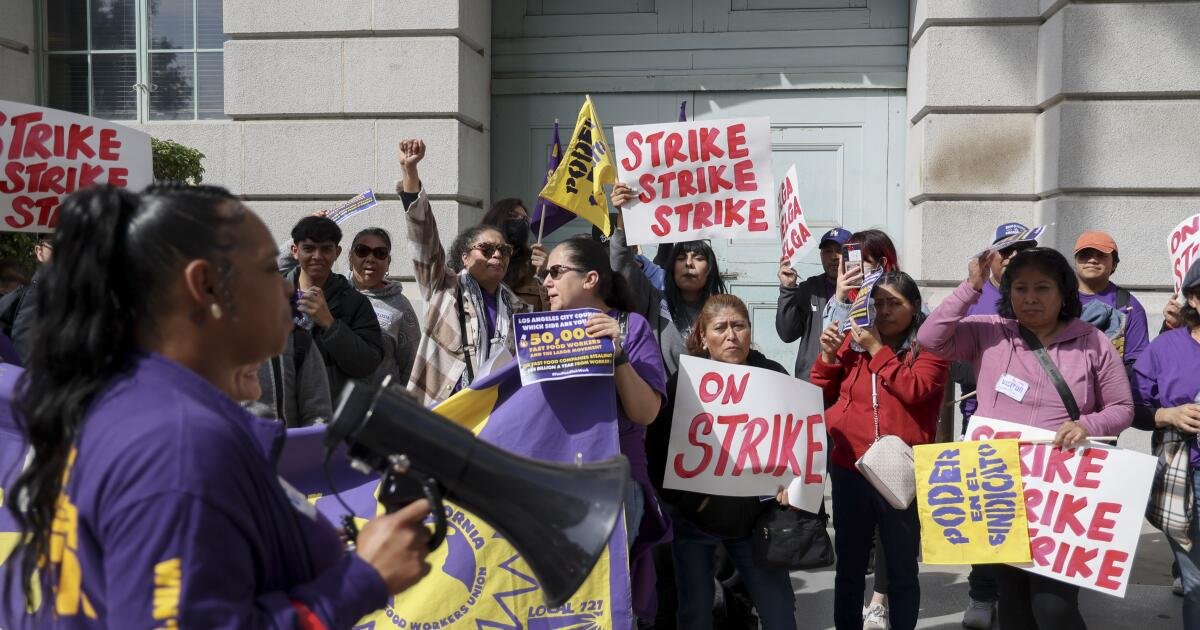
[917,281,1133,437]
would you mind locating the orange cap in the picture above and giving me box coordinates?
[1073,230,1117,254]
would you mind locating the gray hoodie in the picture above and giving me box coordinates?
[254,329,333,427]
[357,280,421,386]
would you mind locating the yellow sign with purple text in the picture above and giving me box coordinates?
[915,440,1031,565]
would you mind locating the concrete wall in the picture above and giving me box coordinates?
[132,0,491,286]
[0,0,37,104]
[906,0,1200,328]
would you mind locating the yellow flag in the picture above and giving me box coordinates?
[915,440,1032,565]
[538,97,616,235]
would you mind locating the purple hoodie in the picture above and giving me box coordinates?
[918,281,1133,437]
[3,353,386,629]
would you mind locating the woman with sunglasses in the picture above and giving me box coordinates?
[480,198,549,311]
[542,235,670,620]
[348,228,421,386]
[397,139,530,406]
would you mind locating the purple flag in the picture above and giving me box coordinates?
[679,100,687,122]
[531,121,575,237]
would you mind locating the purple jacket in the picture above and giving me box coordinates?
[918,281,1133,437]
[8,353,386,629]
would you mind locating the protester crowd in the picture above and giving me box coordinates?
[1,135,1195,630]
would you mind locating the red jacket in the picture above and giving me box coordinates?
[810,337,949,470]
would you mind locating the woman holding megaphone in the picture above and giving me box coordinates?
[4,185,432,628]
[646,294,798,630]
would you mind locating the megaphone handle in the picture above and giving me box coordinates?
[416,472,448,550]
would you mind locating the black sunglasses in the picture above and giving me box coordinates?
[472,243,514,258]
[545,264,584,280]
[352,244,390,260]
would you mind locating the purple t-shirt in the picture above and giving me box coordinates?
[1131,327,1200,466]
[967,280,1003,317]
[9,353,386,628]
[1079,282,1149,364]
[481,290,498,342]
[616,311,668,472]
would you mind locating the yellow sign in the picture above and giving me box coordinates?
[538,97,617,235]
[915,440,1031,565]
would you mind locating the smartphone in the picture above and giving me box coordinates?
[843,243,862,276]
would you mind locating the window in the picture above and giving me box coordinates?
[43,0,226,121]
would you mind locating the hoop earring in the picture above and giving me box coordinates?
[210,303,223,320]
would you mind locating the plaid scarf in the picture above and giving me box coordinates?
[1147,427,1193,551]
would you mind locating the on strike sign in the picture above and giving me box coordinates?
[969,417,1155,597]
[1169,213,1200,294]
[0,101,152,232]
[663,355,827,512]
[777,164,817,267]
[613,117,776,246]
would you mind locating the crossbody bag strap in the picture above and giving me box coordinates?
[871,372,881,442]
[455,282,475,385]
[1017,325,1080,421]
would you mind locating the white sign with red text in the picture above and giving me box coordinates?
[0,101,152,232]
[1169,213,1200,294]
[663,355,827,511]
[614,117,776,246]
[968,417,1155,597]
[777,164,818,267]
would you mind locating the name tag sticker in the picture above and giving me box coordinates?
[995,373,1030,403]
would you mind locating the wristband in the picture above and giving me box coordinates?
[614,350,630,366]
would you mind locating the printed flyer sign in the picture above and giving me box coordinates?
[514,308,615,386]
[1169,213,1200,294]
[614,117,776,245]
[777,164,818,268]
[663,355,827,511]
[0,100,152,231]
[989,225,1046,253]
[915,440,1032,565]
[842,268,884,333]
[327,189,377,224]
[968,417,1156,597]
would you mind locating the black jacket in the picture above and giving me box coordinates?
[289,269,384,399]
[775,273,833,382]
[10,267,44,364]
[647,350,788,538]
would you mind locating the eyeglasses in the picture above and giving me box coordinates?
[545,264,584,280]
[471,243,514,258]
[352,244,390,260]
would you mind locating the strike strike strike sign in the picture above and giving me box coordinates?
[969,417,1155,597]
[0,101,152,232]
[663,355,826,511]
[513,308,615,386]
[614,117,777,246]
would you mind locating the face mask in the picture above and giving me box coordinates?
[505,217,531,250]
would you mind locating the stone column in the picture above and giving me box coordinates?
[143,0,491,294]
[0,0,37,103]
[905,0,1200,327]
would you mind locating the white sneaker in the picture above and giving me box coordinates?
[863,602,889,630]
[1175,576,1185,597]
[961,598,995,629]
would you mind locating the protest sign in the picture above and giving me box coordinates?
[614,117,776,246]
[538,97,617,235]
[1169,213,1200,294]
[842,268,884,333]
[663,355,827,511]
[915,440,1032,565]
[514,308,615,386]
[968,417,1155,596]
[989,225,1046,252]
[777,164,818,267]
[326,189,377,224]
[0,101,151,232]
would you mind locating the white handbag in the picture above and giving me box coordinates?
[854,373,916,510]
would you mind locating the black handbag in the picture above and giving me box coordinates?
[751,504,834,570]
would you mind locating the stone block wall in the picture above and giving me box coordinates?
[906,0,1200,317]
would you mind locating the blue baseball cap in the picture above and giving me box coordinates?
[820,228,852,247]
[993,222,1035,245]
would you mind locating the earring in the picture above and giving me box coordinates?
[210,303,223,320]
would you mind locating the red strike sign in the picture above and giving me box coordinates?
[777,164,816,266]
[614,117,777,246]
[663,356,827,505]
[970,418,1155,596]
[1169,214,1200,294]
[0,101,152,232]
